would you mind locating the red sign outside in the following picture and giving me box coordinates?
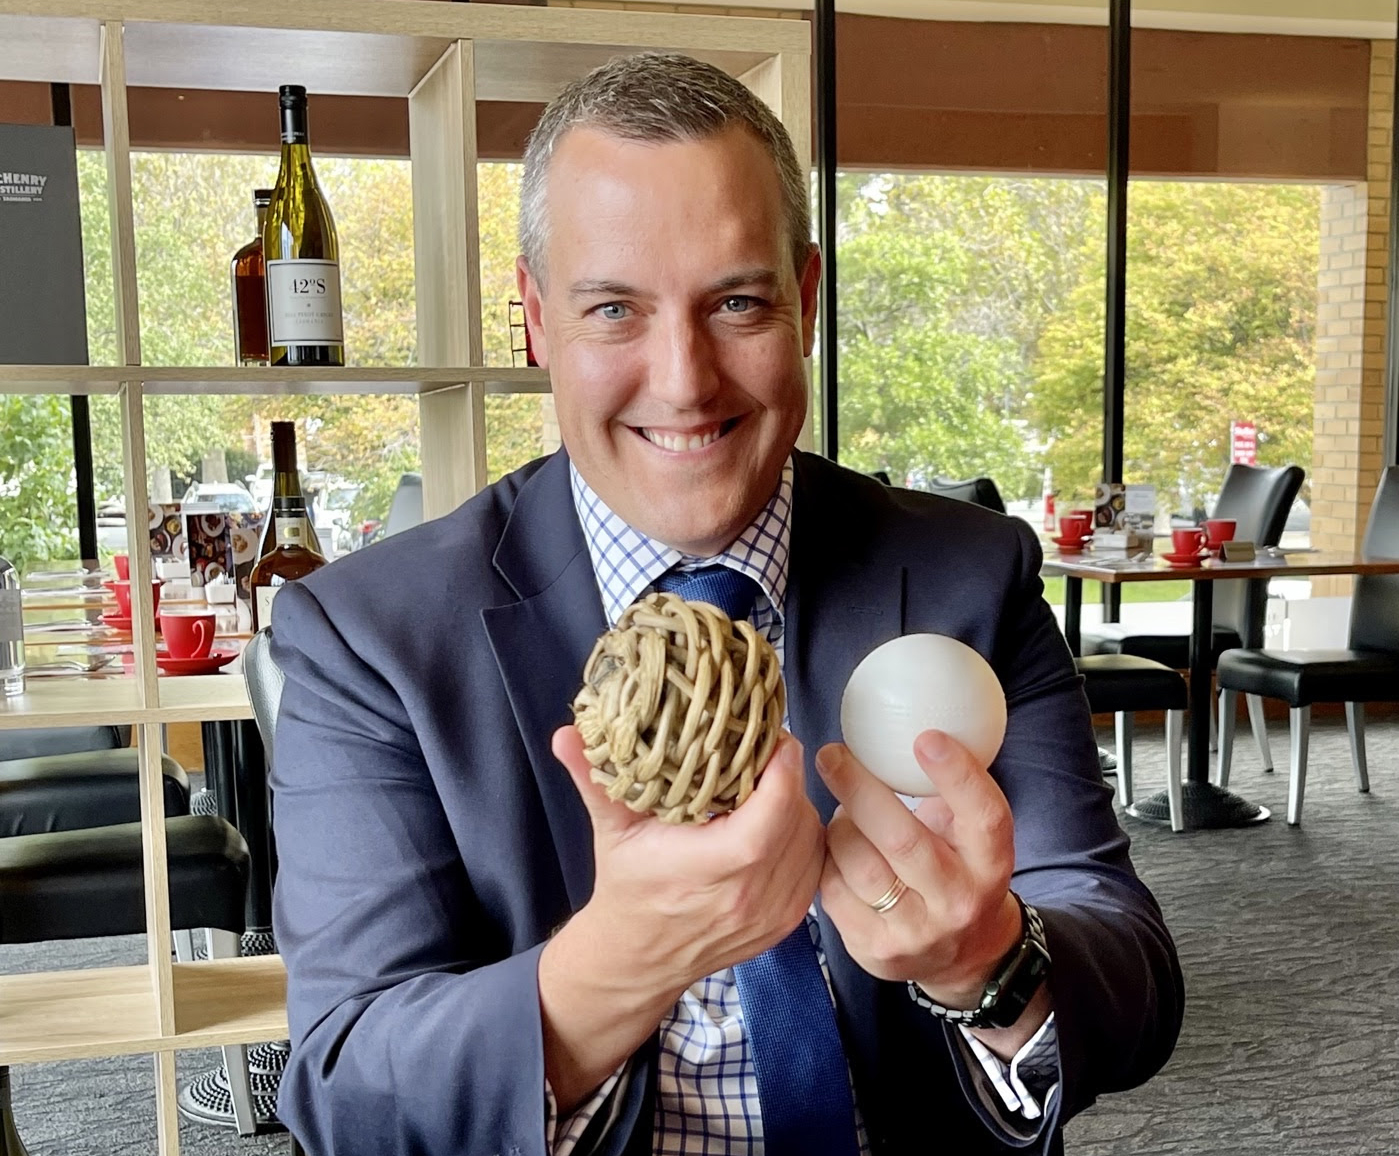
[1231,420,1257,466]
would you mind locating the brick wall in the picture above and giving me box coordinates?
[1310,40,1392,595]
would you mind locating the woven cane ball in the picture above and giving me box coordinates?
[571,592,786,824]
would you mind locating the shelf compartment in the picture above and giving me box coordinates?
[0,2,807,101]
[0,957,288,1064]
[0,965,159,1064]
[170,955,288,1045]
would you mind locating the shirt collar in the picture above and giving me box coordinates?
[569,458,793,628]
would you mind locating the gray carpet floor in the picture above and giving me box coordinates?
[6,716,1399,1154]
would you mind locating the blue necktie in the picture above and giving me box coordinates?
[653,566,861,1156]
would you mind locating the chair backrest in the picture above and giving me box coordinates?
[926,476,1007,515]
[0,725,130,762]
[1209,463,1305,645]
[242,629,286,766]
[1349,466,1399,651]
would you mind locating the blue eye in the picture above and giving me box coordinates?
[722,297,754,313]
[598,302,628,320]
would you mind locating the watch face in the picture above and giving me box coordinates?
[982,940,1052,1029]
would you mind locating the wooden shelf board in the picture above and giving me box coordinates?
[0,675,144,729]
[124,21,452,99]
[0,364,551,395]
[156,673,253,722]
[0,965,159,1064]
[0,671,252,728]
[474,41,774,103]
[171,955,288,1045]
[0,958,288,1064]
[0,366,125,395]
[0,2,805,98]
[0,14,101,85]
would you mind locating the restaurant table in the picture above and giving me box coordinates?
[1043,547,1399,829]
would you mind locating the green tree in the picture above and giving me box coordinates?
[0,397,78,569]
[835,173,1101,494]
[1032,182,1320,511]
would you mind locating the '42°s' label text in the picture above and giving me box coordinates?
[266,259,344,346]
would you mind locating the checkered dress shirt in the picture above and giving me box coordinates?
[547,459,1061,1155]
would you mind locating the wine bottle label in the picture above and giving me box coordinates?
[266,259,344,345]
[277,516,306,545]
[0,589,21,642]
[255,584,279,632]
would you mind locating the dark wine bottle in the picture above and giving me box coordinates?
[250,421,326,631]
[231,187,273,366]
[263,85,344,367]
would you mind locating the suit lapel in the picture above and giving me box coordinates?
[482,451,606,912]
[784,452,907,821]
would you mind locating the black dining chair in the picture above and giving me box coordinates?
[1081,462,1305,765]
[918,473,1190,816]
[925,475,1008,515]
[1216,466,1399,825]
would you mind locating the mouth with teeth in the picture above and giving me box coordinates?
[634,417,743,453]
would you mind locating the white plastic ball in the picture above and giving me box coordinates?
[839,634,1007,797]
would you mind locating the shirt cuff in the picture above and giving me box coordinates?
[958,1012,1060,1123]
[544,1065,627,1156]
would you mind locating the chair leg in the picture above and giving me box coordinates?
[1247,693,1273,773]
[205,929,257,1136]
[1215,689,1237,788]
[1165,709,1185,833]
[1345,702,1370,793]
[1287,705,1311,827]
[1209,698,1218,752]
[172,929,197,963]
[1,1067,30,1156]
[1114,712,1134,806]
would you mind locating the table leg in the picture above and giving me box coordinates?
[1126,578,1271,829]
[1064,577,1083,657]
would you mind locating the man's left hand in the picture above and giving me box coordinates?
[816,730,1048,1052]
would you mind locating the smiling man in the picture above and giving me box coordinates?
[268,53,1182,1156]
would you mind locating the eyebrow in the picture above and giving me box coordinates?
[566,268,783,301]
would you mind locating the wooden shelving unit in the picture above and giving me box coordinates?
[0,1,809,1150]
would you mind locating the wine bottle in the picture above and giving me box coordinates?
[231,187,273,366]
[250,421,326,631]
[263,85,344,367]
[0,551,24,697]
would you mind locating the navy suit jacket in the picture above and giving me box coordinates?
[269,448,1183,1156]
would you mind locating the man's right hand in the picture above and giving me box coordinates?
[538,725,824,1114]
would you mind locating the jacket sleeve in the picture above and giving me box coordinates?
[989,520,1185,1128]
[267,581,650,1156]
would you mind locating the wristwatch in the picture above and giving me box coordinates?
[907,894,1051,1030]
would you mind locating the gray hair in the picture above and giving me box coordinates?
[519,52,811,283]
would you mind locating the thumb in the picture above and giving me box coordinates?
[552,724,650,837]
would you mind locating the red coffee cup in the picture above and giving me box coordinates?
[105,578,163,619]
[160,610,216,659]
[1059,514,1092,542]
[1204,519,1237,551]
[1172,527,1207,557]
[113,554,130,580]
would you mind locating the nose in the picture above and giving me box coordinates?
[647,309,722,410]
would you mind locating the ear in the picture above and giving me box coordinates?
[798,243,822,357]
[516,254,550,369]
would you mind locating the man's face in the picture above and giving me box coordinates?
[517,125,820,557]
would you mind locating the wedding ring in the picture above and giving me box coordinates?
[868,877,908,914]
